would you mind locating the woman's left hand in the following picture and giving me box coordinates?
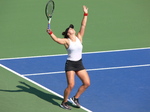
[83,5,88,13]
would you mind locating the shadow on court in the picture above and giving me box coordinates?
[0,81,62,106]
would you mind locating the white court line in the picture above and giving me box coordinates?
[0,64,92,112]
[22,64,150,77]
[0,47,150,61]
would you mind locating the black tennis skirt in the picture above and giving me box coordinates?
[65,59,85,72]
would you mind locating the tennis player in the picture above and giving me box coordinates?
[46,5,90,110]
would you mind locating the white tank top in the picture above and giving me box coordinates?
[66,37,83,61]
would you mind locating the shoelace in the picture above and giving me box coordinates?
[64,102,68,106]
[74,98,79,103]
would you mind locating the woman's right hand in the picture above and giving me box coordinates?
[46,29,52,34]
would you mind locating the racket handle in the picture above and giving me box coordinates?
[48,18,52,29]
[48,23,50,29]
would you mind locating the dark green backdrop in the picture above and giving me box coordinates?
[0,0,150,59]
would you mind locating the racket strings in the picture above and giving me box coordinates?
[46,2,54,17]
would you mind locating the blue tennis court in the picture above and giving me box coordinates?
[0,48,150,112]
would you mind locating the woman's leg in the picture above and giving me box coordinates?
[75,69,90,99]
[63,71,75,103]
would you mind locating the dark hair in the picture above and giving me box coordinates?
[62,24,74,38]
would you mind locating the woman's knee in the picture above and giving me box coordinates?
[67,83,75,90]
[83,82,90,88]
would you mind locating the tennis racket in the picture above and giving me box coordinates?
[45,0,55,29]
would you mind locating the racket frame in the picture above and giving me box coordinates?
[45,0,55,29]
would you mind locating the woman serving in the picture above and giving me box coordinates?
[47,5,90,110]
